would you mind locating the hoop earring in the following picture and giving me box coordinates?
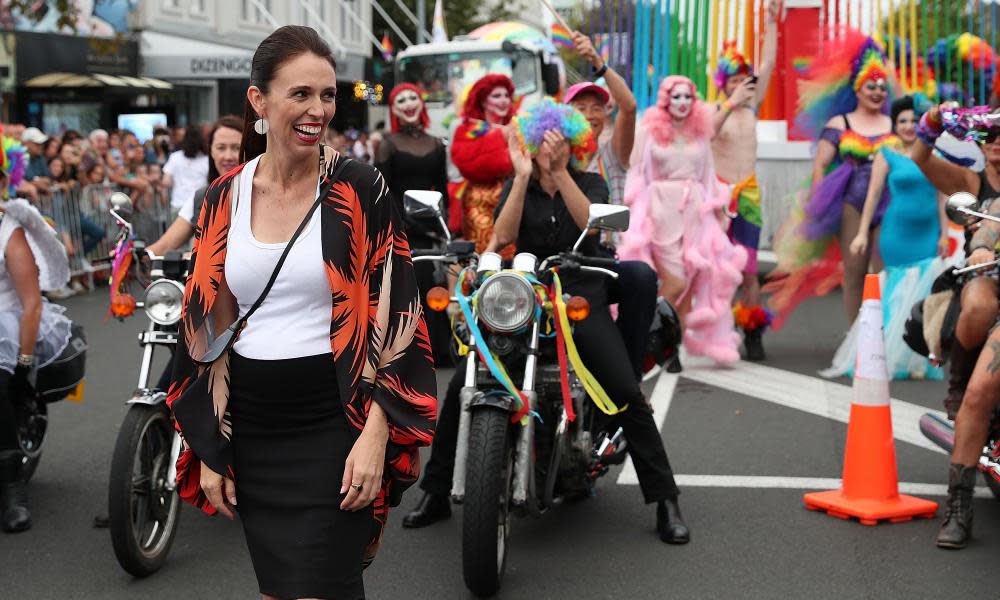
[254,118,269,135]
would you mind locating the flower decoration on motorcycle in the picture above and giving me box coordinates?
[513,97,597,170]
[940,103,1000,143]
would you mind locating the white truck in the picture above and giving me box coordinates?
[394,35,564,138]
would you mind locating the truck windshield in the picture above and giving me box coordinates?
[396,50,538,105]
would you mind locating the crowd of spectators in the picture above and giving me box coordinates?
[2,122,210,296]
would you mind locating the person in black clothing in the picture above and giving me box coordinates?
[375,83,452,365]
[405,104,689,543]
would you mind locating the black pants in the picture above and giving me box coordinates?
[420,279,679,504]
[607,261,658,381]
[0,371,17,452]
[412,234,453,367]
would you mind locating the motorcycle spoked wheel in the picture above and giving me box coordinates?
[984,471,1000,501]
[15,398,46,482]
[109,404,180,577]
[463,407,515,598]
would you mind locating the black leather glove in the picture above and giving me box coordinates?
[10,364,35,399]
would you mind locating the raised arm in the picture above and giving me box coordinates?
[754,0,782,107]
[911,106,980,196]
[492,133,533,249]
[571,31,637,168]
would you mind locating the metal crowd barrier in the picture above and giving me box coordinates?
[32,184,172,288]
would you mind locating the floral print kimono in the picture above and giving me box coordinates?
[166,146,437,563]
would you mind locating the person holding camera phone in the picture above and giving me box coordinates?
[711,0,781,361]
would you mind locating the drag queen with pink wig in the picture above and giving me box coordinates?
[618,76,747,365]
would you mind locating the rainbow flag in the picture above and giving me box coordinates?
[551,23,573,49]
[380,33,393,62]
[432,0,448,43]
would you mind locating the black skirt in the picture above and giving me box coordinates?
[229,352,372,600]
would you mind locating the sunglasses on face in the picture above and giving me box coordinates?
[863,82,888,93]
[980,128,1000,145]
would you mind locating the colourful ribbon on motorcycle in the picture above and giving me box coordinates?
[454,267,531,424]
[108,229,134,312]
[550,271,626,416]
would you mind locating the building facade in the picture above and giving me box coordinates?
[135,0,375,129]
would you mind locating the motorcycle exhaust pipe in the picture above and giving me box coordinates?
[919,413,955,453]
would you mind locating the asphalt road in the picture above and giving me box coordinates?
[2,288,997,599]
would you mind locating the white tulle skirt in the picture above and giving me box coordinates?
[0,302,72,375]
[819,256,956,381]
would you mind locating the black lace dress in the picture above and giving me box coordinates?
[375,127,452,364]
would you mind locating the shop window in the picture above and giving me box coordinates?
[163,0,182,13]
[302,0,327,29]
[339,0,360,44]
[241,0,272,25]
[191,0,207,16]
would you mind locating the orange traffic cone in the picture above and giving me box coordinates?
[803,274,938,525]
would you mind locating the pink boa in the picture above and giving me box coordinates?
[643,76,714,147]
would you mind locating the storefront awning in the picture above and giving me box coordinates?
[23,72,174,89]
[140,31,254,80]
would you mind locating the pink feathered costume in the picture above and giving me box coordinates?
[618,76,747,364]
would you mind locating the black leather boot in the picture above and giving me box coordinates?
[945,343,979,421]
[0,451,31,533]
[402,492,451,529]
[936,463,977,549]
[656,497,690,544]
[744,328,766,361]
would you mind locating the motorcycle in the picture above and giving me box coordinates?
[103,193,185,577]
[406,191,637,597]
[914,192,1000,500]
[12,325,87,482]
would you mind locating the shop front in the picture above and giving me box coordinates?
[140,30,370,130]
[13,31,170,134]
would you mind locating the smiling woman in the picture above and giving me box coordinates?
[166,25,437,600]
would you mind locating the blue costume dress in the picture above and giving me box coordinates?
[821,147,952,380]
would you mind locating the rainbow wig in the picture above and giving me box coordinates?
[513,97,597,170]
[926,33,995,101]
[0,135,27,198]
[796,30,892,139]
[714,41,751,91]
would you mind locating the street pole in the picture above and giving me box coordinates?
[416,0,427,43]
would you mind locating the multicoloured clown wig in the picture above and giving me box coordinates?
[388,83,430,132]
[797,30,893,138]
[927,33,995,102]
[0,133,27,199]
[714,41,752,91]
[513,97,597,170]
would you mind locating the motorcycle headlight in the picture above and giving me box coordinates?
[477,272,535,333]
[143,279,185,326]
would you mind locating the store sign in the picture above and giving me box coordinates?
[15,32,138,81]
[189,56,253,77]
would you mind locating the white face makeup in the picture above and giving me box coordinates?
[392,89,424,126]
[484,86,512,123]
[667,85,694,120]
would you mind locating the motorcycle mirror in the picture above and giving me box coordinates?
[110,191,134,215]
[403,190,443,215]
[946,191,992,226]
[403,189,451,242]
[586,204,630,233]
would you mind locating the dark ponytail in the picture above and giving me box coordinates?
[240,25,338,163]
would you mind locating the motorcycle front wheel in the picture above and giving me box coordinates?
[463,407,514,597]
[109,404,180,577]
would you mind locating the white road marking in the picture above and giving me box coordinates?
[617,354,949,488]
[668,474,992,499]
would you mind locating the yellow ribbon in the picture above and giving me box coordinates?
[552,272,626,416]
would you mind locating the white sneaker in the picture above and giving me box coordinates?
[47,286,76,300]
[70,281,86,293]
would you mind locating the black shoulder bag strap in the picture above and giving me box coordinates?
[199,156,352,364]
